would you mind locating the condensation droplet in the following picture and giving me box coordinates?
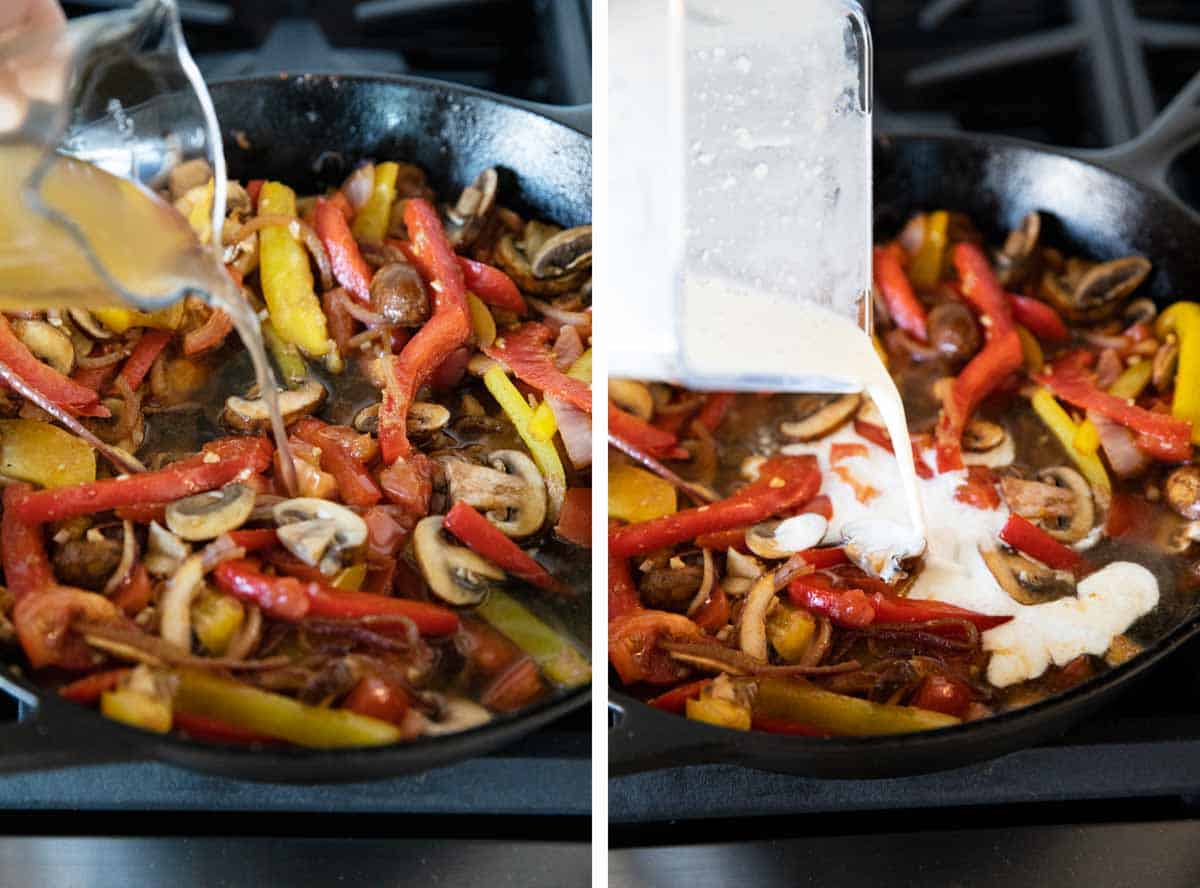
[734,55,752,74]
[734,128,753,149]
[753,163,768,179]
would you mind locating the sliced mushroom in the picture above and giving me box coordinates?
[13,320,74,375]
[1000,476,1075,522]
[609,379,654,421]
[530,224,592,279]
[1034,466,1095,543]
[962,420,1014,467]
[273,498,367,575]
[1152,341,1179,392]
[67,308,113,340]
[370,262,431,327]
[927,301,981,363]
[165,483,256,541]
[53,534,123,591]
[780,394,861,441]
[1040,256,1152,322]
[167,158,213,201]
[413,515,505,606]
[494,225,589,296]
[353,403,380,434]
[1165,466,1200,520]
[423,697,493,735]
[223,378,325,432]
[746,514,828,560]
[640,564,704,610]
[408,401,451,435]
[995,211,1041,288]
[982,547,1075,605]
[725,548,764,580]
[485,451,547,537]
[445,167,498,250]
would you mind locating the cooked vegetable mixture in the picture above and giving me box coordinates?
[609,209,1199,736]
[2,158,591,747]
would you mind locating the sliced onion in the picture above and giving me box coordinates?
[548,394,591,469]
[159,553,205,648]
[686,548,717,617]
[343,299,386,327]
[102,520,138,597]
[295,219,334,292]
[1090,410,1151,478]
[231,214,295,242]
[224,604,262,661]
[551,324,584,370]
[200,534,247,572]
[528,297,591,332]
[79,621,288,670]
[75,348,130,370]
[342,163,376,210]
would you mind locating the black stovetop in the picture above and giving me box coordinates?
[611,3,1200,881]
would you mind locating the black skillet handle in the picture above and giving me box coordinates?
[502,100,592,137]
[0,674,138,774]
[1073,70,1200,215]
[609,694,722,775]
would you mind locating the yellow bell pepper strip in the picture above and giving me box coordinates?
[908,209,949,288]
[1156,301,1200,443]
[766,603,817,663]
[332,562,368,591]
[260,319,309,388]
[1016,324,1044,374]
[1073,418,1101,456]
[609,463,676,522]
[467,292,497,348]
[566,348,591,383]
[1108,359,1152,401]
[686,695,751,731]
[484,322,592,413]
[257,181,331,357]
[351,161,399,243]
[484,364,567,513]
[755,675,960,735]
[174,669,401,748]
[476,590,591,688]
[92,302,186,335]
[1030,388,1112,493]
[185,179,215,243]
[529,399,558,442]
[0,419,95,488]
[101,687,172,734]
[191,591,245,655]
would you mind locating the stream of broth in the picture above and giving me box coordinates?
[0,143,295,491]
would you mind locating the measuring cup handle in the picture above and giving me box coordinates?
[1073,70,1200,216]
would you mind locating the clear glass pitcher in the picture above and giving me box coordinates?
[0,0,227,310]
[608,0,873,391]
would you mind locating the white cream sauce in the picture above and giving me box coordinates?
[781,423,1160,686]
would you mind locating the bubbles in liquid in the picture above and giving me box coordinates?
[753,162,768,179]
[734,54,752,74]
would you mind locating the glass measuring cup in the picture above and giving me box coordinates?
[608,0,872,392]
[0,0,228,310]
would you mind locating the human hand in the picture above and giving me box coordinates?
[0,0,65,34]
[0,0,67,132]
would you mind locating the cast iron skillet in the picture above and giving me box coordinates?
[609,74,1200,779]
[0,74,591,783]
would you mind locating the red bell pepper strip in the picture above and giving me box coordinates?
[12,436,273,525]
[484,323,592,413]
[608,402,688,460]
[314,197,373,305]
[555,487,592,547]
[116,329,172,392]
[788,574,876,628]
[379,199,471,463]
[182,306,234,356]
[954,465,1001,510]
[13,587,122,670]
[226,528,279,553]
[648,678,712,714]
[798,547,849,569]
[910,675,973,718]
[694,392,736,432]
[609,548,641,621]
[610,455,821,559]
[873,245,928,341]
[245,179,264,208]
[0,316,108,417]
[71,360,119,394]
[609,609,702,685]
[458,257,527,314]
[443,501,564,594]
[830,442,870,463]
[868,591,1012,631]
[305,585,459,636]
[114,502,168,524]
[854,419,933,479]
[111,563,153,615]
[1038,366,1192,462]
[936,244,1023,472]
[59,668,132,705]
[691,583,730,633]
[173,711,282,746]
[751,716,833,737]
[2,484,53,601]
[999,513,1084,571]
[212,558,311,620]
[291,418,382,507]
[1009,293,1068,342]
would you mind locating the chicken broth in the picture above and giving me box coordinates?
[609,208,1200,734]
